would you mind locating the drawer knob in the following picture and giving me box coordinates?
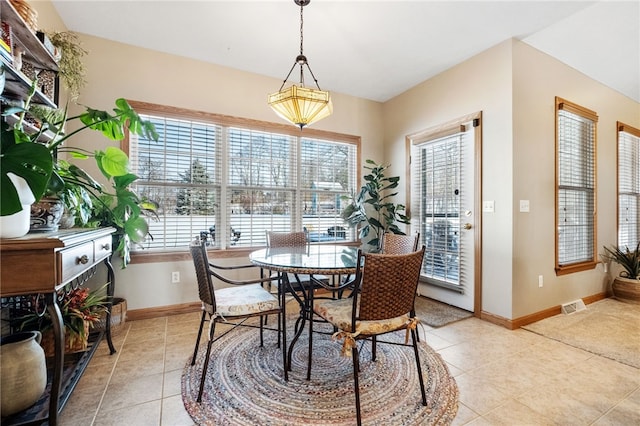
[76,255,89,265]
[101,243,111,250]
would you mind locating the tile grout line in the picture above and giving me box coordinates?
[159,316,169,424]
[90,325,130,425]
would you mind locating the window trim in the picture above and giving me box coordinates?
[617,121,640,249]
[554,97,598,275]
[122,100,361,263]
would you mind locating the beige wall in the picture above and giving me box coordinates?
[383,40,516,319]
[32,2,384,310]
[511,40,639,318]
[75,33,384,310]
[30,2,640,319]
[384,38,640,320]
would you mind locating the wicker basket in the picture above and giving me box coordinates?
[40,321,89,358]
[95,298,127,336]
[9,0,38,34]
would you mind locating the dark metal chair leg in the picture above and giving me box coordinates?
[259,314,265,347]
[306,289,315,380]
[352,344,362,426]
[197,320,216,403]
[282,285,288,381]
[371,335,377,361]
[411,328,427,405]
[191,311,206,365]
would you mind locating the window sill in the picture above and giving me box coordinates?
[129,241,362,264]
[555,260,597,276]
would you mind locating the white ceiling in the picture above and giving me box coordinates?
[50,0,639,103]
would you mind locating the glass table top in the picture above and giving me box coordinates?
[249,245,359,274]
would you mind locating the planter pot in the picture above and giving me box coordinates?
[40,321,90,357]
[0,331,47,416]
[30,196,64,232]
[59,208,76,229]
[611,276,640,304]
[96,297,127,336]
[0,203,31,238]
[0,174,35,238]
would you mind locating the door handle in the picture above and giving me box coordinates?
[463,223,472,230]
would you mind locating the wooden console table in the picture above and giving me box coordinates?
[1,227,117,425]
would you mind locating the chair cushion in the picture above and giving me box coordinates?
[313,298,411,336]
[206,284,279,317]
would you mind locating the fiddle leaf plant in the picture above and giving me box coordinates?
[341,159,410,251]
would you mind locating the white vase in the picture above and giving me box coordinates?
[0,331,47,416]
[0,173,36,239]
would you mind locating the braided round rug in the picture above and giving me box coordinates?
[182,322,458,425]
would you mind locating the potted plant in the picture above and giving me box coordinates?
[17,285,108,356]
[47,30,87,102]
[341,159,410,251]
[1,79,158,266]
[603,242,640,303]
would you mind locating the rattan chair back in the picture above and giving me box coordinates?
[190,240,215,308]
[356,247,426,322]
[380,232,420,254]
[266,231,307,248]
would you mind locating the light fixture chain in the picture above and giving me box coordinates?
[299,2,304,55]
[299,1,305,86]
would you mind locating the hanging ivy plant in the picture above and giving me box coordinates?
[48,31,88,101]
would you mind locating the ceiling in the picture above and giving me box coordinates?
[50,1,639,103]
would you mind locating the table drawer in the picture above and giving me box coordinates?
[58,241,94,283]
[94,236,113,262]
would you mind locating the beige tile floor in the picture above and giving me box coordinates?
[59,310,640,425]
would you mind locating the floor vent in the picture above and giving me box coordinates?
[561,299,586,315]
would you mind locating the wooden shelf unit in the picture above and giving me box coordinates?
[1,0,59,107]
[1,228,117,426]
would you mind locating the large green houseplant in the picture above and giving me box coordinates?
[1,83,158,266]
[341,159,410,251]
[603,242,640,303]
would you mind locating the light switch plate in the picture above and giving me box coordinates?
[482,201,494,213]
[520,200,530,212]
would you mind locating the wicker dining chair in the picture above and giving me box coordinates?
[313,247,427,426]
[264,231,329,291]
[380,231,420,254]
[189,239,284,402]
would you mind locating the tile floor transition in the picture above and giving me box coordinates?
[59,309,640,425]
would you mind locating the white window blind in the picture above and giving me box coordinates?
[130,116,221,250]
[411,131,464,287]
[127,102,358,250]
[300,137,356,242]
[556,98,597,270]
[227,128,296,247]
[618,123,640,250]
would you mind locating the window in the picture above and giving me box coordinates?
[555,97,598,275]
[126,101,359,251]
[617,122,640,249]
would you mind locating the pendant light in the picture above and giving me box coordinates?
[268,0,332,129]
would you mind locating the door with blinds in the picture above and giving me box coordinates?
[410,116,480,312]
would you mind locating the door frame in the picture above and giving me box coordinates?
[405,111,483,316]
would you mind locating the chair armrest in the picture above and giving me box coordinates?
[208,261,260,271]
[208,267,277,286]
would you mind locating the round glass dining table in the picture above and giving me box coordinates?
[249,244,360,380]
[249,244,359,276]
